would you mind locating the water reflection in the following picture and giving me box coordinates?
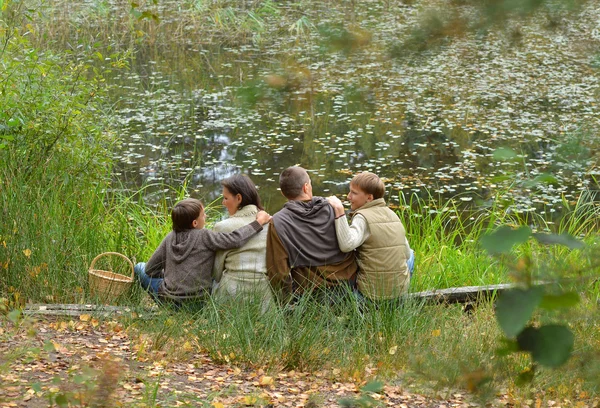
[62,0,600,216]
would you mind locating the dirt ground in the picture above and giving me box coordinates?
[0,314,527,407]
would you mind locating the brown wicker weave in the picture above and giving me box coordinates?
[88,252,134,301]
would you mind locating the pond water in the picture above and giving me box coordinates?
[43,1,600,217]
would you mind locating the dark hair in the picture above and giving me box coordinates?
[351,171,385,199]
[279,166,310,199]
[171,198,203,232]
[220,174,263,210]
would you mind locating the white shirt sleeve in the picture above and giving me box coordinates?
[334,213,370,252]
[404,236,412,259]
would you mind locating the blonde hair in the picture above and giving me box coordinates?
[350,172,384,199]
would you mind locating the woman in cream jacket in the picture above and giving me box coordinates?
[212,174,274,312]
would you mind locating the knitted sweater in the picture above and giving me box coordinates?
[145,221,263,300]
[212,205,274,307]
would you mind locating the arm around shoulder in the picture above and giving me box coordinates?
[335,213,369,252]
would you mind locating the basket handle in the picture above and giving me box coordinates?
[89,252,134,280]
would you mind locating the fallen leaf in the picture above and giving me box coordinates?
[259,375,274,386]
[23,249,31,258]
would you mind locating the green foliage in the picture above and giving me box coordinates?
[318,23,371,55]
[130,0,159,22]
[339,380,385,407]
[539,291,580,310]
[495,287,543,337]
[480,225,532,255]
[492,147,520,161]
[479,207,588,378]
[517,325,574,368]
[391,0,587,57]
[0,2,119,302]
[0,12,113,181]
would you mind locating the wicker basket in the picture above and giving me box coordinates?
[88,252,134,301]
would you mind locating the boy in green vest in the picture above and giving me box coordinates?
[327,172,414,301]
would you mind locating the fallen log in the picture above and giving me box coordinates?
[24,303,157,318]
[409,283,514,304]
[21,283,518,317]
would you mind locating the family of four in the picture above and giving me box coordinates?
[134,166,415,310]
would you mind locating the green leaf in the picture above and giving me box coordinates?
[515,367,535,386]
[522,173,559,187]
[7,117,20,127]
[490,175,513,183]
[54,393,69,407]
[338,398,355,407]
[361,380,384,393]
[7,309,21,323]
[539,292,580,310]
[492,147,518,161]
[496,287,543,338]
[43,340,56,352]
[532,232,585,250]
[517,325,574,368]
[139,11,159,22]
[495,338,519,357]
[32,382,43,393]
[480,225,531,255]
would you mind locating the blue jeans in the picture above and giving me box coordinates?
[407,249,415,277]
[134,262,163,298]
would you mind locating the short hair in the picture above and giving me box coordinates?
[171,198,203,232]
[350,172,385,199]
[279,166,310,199]
[221,174,264,211]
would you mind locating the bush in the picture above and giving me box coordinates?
[0,5,116,302]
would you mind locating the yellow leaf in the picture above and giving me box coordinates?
[211,403,224,408]
[388,345,398,355]
[183,341,194,352]
[23,249,32,258]
[243,396,258,405]
[51,340,66,353]
[79,314,91,322]
[91,318,99,327]
[259,375,274,386]
[432,329,441,337]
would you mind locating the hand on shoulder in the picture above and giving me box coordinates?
[326,195,345,218]
[256,210,272,225]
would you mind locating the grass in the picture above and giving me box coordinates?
[1,0,599,404]
[119,283,599,403]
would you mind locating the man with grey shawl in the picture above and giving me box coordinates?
[266,166,358,304]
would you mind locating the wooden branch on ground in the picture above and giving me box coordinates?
[21,283,552,317]
[409,283,515,304]
[24,303,158,318]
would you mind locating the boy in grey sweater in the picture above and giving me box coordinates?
[134,198,271,307]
